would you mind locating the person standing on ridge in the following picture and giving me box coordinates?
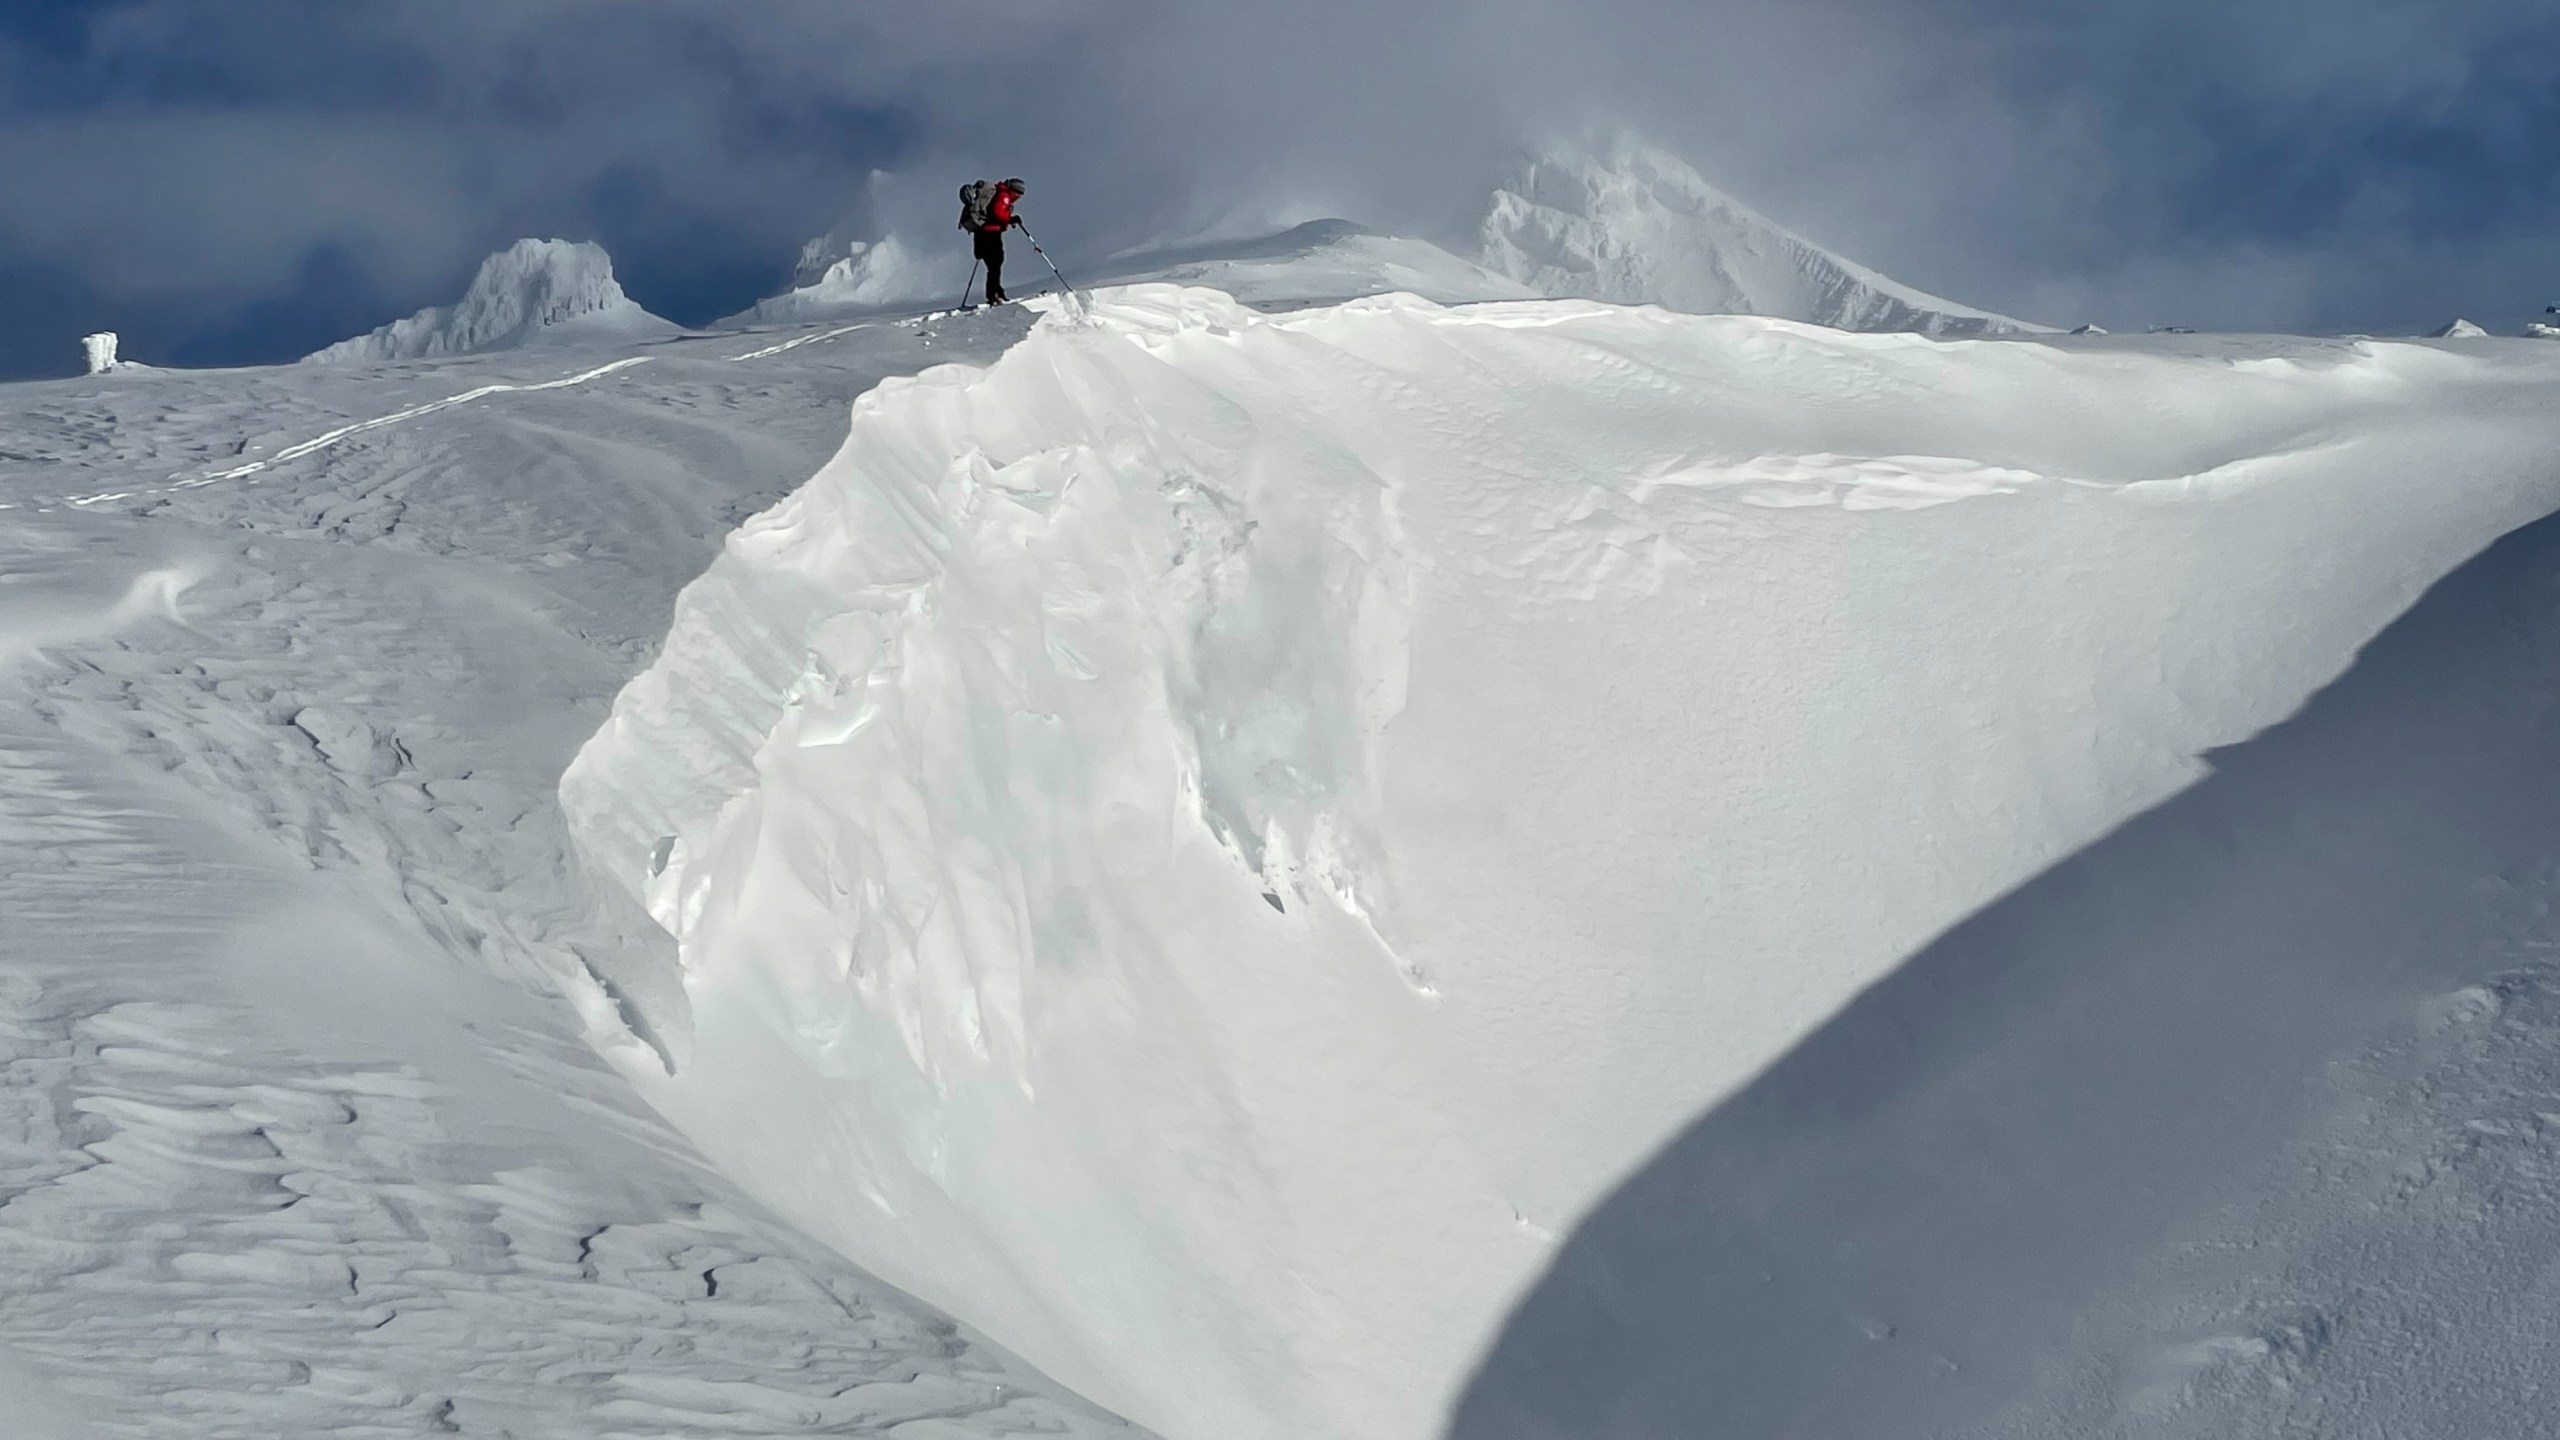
[967,178,1027,306]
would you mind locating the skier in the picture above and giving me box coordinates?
[966,178,1027,307]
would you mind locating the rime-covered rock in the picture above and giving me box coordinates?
[306,239,673,364]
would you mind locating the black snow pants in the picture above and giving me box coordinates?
[973,228,1007,304]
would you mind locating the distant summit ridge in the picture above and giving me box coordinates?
[1479,136,2046,336]
[306,239,673,364]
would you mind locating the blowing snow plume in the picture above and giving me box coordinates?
[1480,136,2046,334]
[563,284,2560,1440]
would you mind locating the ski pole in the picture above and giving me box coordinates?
[959,259,980,312]
[1015,225,1079,301]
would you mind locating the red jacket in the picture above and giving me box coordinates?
[983,190,1018,232]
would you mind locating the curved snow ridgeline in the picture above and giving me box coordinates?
[563,285,2560,1440]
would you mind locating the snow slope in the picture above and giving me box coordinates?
[0,306,1136,1437]
[305,239,676,364]
[1481,137,2046,335]
[1451,484,2560,1439]
[564,286,2560,1440]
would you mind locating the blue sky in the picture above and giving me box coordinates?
[2,0,2555,379]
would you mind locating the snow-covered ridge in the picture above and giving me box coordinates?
[305,239,674,364]
[731,218,1534,325]
[1481,136,2047,335]
[563,284,2560,1440]
[1089,219,1534,308]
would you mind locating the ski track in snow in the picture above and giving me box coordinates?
[41,313,958,515]
[0,304,1118,1437]
[51,314,945,514]
[188,357,656,486]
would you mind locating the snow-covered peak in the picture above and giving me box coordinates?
[2434,318,2490,339]
[305,239,673,365]
[1480,136,2046,336]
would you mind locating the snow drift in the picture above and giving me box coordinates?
[305,239,674,364]
[1481,137,2045,336]
[563,287,2560,1440]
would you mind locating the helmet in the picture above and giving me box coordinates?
[1001,178,1026,194]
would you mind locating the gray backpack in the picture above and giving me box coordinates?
[958,179,997,232]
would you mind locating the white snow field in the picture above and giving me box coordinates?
[1480,136,2048,335]
[563,284,2560,1440]
[9,228,2560,1440]
[0,303,1144,1437]
[304,239,677,365]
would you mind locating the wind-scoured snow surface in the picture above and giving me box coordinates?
[1481,138,2047,336]
[305,239,676,365]
[565,285,2560,1439]
[0,304,1140,1437]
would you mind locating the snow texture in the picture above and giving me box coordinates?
[1480,136,2048,335]
[304,239,675,365]
[13,219,2560,1440]
[0,301,1133,1438]
[1451,495,2560,1440]
[566,284,2560,1440]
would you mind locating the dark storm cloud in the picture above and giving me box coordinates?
[2,0,2556,376]
[883,0,2560,334]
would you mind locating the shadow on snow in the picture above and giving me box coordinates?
[1449,505,2560,1438]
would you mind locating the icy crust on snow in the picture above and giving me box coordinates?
[1482,137,2047,335]
[565,286,2560,1440]
[306,239,674,364]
